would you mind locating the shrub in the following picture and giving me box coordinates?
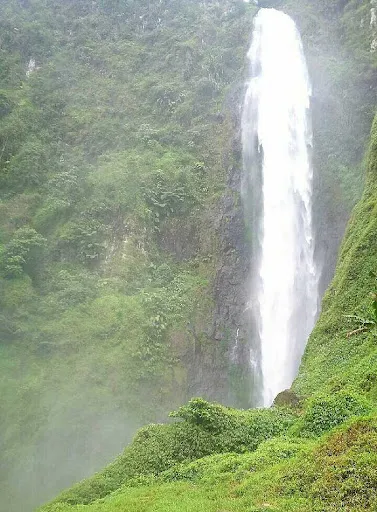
[1,226,46,278]
[48,399,295,506]
[291,391,372,437]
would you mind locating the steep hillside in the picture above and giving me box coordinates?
[0,0,256,509]
[36,0,377,510]
[38,110,377,512]
[295,116,377,399]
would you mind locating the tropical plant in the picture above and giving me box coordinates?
[344,276,377,337]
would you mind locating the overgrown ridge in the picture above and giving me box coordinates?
[39,115,377,510]
[2,0,377,510]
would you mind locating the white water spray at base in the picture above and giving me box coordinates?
[242,9,318,407]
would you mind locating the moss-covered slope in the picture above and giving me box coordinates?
[38,71,377,512]
[294,115,377,399]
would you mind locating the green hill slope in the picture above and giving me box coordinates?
[38,112,377,511]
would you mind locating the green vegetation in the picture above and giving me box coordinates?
[38,4,377,505]
[344,277,377,337]
[294,114,377,400]
[38,406,377,512]
[0,0,257,509]
[43,399,295,507]
[2,0,377,510]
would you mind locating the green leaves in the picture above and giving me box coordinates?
[48,400,295,507]
[141,165,201,232]
[5,137,48,190]
[57,218,107,264]
[169,398,230,431]
[1,226,46,278]
[291,391,372,438]
[344,276,377,338]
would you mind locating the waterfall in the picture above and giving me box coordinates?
[242,8,318,407]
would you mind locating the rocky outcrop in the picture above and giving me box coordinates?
[211,165,252,406]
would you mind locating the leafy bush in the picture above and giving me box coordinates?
[142,168,198,230]
[47,399,295,507]
[5,137,48,190]
[1,227,46,278]
[291,391,372,437]
[159,436,309,485]
[56,219,107,264]
[169,397,231,431]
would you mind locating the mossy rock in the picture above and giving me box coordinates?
[273,389,302,409]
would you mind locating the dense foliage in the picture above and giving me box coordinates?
[41,399,295,507]
[38,403,377,512]
[0,0,255,509]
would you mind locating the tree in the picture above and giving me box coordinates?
[1,226,46,278]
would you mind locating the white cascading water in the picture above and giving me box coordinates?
[242,8,318,407]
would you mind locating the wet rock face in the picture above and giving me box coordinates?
[213,167,249,345]
[211,164,253,407]
[188,89,254,407]
[172,161,253,409]
[158,217,199,261]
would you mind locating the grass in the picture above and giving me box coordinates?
[40,415,377,512]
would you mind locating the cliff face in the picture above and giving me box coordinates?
[0,1,256,509]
